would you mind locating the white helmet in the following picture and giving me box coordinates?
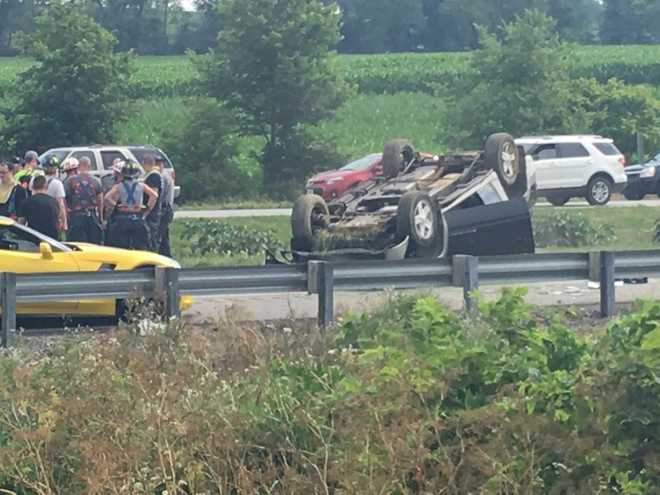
[62,157,80,172]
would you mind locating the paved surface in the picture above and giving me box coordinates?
[176,198,660,219]
[184,278,660,323]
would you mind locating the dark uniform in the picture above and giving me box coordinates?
[143,169,162,251]
[158,172,174,257]
[64,173,103,244]
[108,178,150,250]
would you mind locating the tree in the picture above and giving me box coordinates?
[199,0,349,191]
[602,0,660,44]
[1,2,132,152]
[338,0,426,53]
[446,10,595,147]
[579,78,660,156]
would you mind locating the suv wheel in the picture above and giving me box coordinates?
[586,176,613,206]
[396,191,444,258]
[382,139,415,179]
[483,134,527,198]
[291,194,329,251]
[547,195,569,207]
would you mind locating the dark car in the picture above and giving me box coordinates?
[623,153,660,200]
[306,153,382,201]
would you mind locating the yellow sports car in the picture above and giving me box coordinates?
[0,216,191,317]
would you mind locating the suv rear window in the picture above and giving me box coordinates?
[38,150,69,165]
[129,148,173,168]
[558,143,590,158]
[593,142,621,156]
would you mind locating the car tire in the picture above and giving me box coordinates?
[291,194,329,252]
[396,191,443,258]
[547,195,570,207]
[585,176,613,206]
[483,134,526,198]
[623,189,645,201]
[382,139,415,179]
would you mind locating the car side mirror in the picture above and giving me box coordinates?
[39,242,54,260]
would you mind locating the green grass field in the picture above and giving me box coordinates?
[170,206,659,267]
[1,44,658,87]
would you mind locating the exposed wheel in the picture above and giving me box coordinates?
[483,134,527,198]
[585,176,613,206]
[396,191,444,258]
[291,194,329,251]
[382,139,415,179]
[623,188,644,201]
[547,195,570,207]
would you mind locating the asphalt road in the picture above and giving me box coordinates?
[176,198,660,219]
[185,278,660,324]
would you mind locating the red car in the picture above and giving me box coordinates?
[305,153,383,200]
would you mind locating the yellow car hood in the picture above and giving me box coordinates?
[66,243,181,270]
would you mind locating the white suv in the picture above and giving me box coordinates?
[38,145,180,198]
[516,135,627,206]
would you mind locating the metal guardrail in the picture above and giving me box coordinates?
[1,249,660,347]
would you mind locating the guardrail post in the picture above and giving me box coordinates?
[155,267,180,320]
[0,272,17,348]
[599,251,615,318]
[309,261,334,329]
[452,255,479,314]
[588,252,601,282]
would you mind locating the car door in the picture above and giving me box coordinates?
[0,224,80,315]
[531,144,562,190]
[556,142,593,188]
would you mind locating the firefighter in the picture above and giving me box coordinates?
[142,154,162,251]
[64,157,104,244]
[104,161,158,251]
[31,156,67,235]
[14,150,39,182]
[62,157,80,179]
[156,156,174,257]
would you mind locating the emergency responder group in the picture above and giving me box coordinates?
[0,150,174,255]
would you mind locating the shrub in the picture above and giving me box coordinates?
[655,219,660,243]
[0,293,658,493]
[533,210,616,247]
[181,219,284,256]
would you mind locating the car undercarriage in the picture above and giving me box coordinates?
[286,133,535,262]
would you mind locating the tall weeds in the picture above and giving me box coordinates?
[0,291,657,494]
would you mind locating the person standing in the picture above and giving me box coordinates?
[14,150,39,183]
[31,156,67,235]
[142,154,162,251]
[0,162,28,220]
[64,157,104,244]
[104,161,158,251]
[18,175,60,239]
[62,157,80,180]
[102,158,124,194]
[156,157,174,257]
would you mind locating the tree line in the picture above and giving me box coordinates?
[0,0,658,56]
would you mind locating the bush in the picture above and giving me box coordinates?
[533,210,617,247]
[181,219,284,256]
[0,293,658,492]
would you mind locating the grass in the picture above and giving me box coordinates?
[179,198,292,210]
[1,45,659,85]
[170,216,291,267]
[533,205,658,251]
[310,91,446,158]
[170,206,659,267]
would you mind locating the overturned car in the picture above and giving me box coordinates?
[289,133,535,261]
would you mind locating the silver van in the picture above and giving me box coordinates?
[38,145,180,198]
